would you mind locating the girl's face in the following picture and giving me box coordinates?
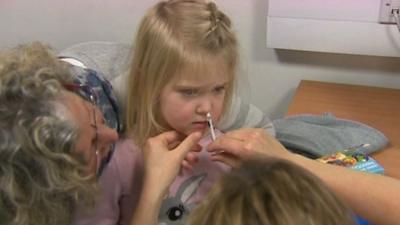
[159,66,231,136]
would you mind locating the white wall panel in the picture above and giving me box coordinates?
[267,0,400,57]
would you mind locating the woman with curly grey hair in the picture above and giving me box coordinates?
[0,42,202,225]
[0,42,118,225]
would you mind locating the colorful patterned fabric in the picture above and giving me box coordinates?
[68,64,122,133]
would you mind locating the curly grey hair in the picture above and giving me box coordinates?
[0,42,97,225]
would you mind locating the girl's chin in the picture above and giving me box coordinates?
[181,128,207,136]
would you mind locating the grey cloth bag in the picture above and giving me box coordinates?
[273,113,389,158]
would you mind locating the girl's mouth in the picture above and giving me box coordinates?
[192,121,208,129]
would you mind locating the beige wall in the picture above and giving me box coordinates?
[1,0,399,119]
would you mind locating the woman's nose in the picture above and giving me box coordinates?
[97,125,119,157]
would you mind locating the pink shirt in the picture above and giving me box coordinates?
[74,130,229,225]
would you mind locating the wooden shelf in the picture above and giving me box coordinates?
[286,80,400,179]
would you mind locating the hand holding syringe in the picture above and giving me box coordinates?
[207,112,225,155]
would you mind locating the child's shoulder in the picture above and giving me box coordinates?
[113,138,144,164]
[105,138,144,188]
[115,137,139,149]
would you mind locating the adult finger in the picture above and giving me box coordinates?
[220,128,261,140]
[209,152,240,168]
[175,132,202,159]
[207,135,247,157]
[168,140,202,152]
[155,130,183,146]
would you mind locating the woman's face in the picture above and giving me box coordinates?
[62,91,119,175]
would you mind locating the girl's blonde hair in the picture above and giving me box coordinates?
[0,42,97,225]
[125,0,239,146]
[187,159,355,225]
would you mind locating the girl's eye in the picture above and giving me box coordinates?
[213,86,226,94]
[180,89,198,97]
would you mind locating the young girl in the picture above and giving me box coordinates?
[73,1,239,225]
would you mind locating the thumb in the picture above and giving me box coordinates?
[175,132,202,158]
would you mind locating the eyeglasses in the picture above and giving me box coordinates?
[64,83,99,140]
[63,83,98,104]
[63,83,101,171]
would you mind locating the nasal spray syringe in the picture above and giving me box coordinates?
[207,112,224,155]
[206,112,216,141]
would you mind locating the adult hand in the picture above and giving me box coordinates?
[165,135,202,172]
[207,128,290,167]
[142,131,202,197]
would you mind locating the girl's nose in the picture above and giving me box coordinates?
[196,98,213,114]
